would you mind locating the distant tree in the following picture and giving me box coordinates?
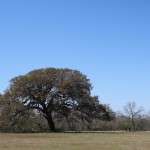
[123,101,144,131]
[3,68,112,132]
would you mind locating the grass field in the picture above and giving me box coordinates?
[0,132,149,150]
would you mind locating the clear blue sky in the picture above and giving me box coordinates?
[0,0,150,111]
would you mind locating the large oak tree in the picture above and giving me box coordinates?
[4,68,112,132]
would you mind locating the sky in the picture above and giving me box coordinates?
[0,0,150,112]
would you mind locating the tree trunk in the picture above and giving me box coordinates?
[132,119,136,131]
[45,113,56,132]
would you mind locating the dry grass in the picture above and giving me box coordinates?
[0,132,150,150]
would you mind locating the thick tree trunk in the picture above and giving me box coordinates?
[45,114,56,132]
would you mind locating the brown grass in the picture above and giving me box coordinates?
[0,132,149,150]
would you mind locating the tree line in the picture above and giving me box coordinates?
[0,68,149,132]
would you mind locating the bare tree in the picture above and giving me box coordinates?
[123,101,144,131]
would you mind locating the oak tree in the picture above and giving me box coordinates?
[4,68,112,132]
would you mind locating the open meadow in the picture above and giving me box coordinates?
[0,132,149,150]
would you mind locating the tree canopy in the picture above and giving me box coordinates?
[2,68,113,132]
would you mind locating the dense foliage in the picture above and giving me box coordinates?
[0,68,114,132]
